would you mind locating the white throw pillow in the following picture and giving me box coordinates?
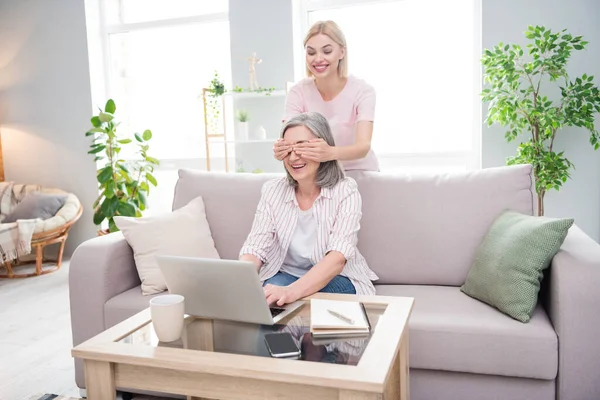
[114,196,220,295]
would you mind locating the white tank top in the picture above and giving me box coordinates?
[280,207,317,277]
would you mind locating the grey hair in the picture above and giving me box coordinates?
[280,112,346,188]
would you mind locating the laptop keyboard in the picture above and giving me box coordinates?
[270,307,286,317]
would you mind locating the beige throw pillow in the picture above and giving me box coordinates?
[114,196,220,295]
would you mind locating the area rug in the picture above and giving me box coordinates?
[30,395,80,400]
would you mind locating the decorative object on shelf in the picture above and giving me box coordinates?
[206,71,226,136]
[251,125,267,141]
[235,109,249,142]
[235,161,265,174]
[85,99,159,234]
[231,85,278,96]
[206,72,280,98]
[482,26,600,215]
[246,51,262,90]
[201,72,286,172]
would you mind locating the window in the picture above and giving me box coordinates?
[104,0,228,24]
[297,0,482,172]
[89,0,232,214]
[107,21,231,160]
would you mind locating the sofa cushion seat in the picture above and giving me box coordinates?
[375,285,557,380]
[105,284,557,381]
[104,286,162,329]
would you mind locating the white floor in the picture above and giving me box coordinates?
[0,259,81,400]
[0,260,173,400]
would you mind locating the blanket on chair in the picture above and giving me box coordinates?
[0,182,40,263]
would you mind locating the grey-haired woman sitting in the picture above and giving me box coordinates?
[239,112,378,306]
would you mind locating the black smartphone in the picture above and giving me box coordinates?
[264,332,301,358]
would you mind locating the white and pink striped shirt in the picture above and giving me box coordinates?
[239,176,378,295]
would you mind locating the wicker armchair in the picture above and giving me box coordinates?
[0,187,82,278]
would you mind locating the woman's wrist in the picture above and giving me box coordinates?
[287,281,306,301]
[328,145,339,162]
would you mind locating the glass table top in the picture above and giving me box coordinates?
[118,302,387,366]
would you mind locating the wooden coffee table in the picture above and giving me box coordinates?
[72,293,413,400]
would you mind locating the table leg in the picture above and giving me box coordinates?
[339,390,382,399]
[185,318,214,351]
[84,360,116,400]
[186,319,213,400]
[399,330,410,400]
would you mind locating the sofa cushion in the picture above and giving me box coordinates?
[173,165,535,286]
[104,286,162,329]
[3,191,67,222]
[115,196,220,295]
[108,284,557,381]
[173,170,279,260]
[375,284,557,380]
[352,164,535,286]
[461,210,573,323]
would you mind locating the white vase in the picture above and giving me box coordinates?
[235,121,248,142]
[251,125,267,140]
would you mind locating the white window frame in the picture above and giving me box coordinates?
[293,0,482,171]
[83,0,232,215]
[96,3,229,106]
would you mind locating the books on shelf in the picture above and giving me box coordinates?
[310,299,371,338]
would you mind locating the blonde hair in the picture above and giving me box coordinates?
[303,20,348,78]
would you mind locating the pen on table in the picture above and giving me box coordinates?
[327,309,355,325]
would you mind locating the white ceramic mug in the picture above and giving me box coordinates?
[149,294,185,342]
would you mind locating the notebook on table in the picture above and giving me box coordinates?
[310,299,371,338]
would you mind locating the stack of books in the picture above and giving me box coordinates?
[310,299,371,338]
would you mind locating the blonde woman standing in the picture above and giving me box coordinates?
[274,20,379,172]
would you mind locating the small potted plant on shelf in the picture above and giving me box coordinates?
[235,109,249,142]
[85,99,160,234]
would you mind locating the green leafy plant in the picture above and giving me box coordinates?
[232,85,277,96]
[482,25,600,215]
[236,109,249,122]
[205,71,225,135]
[208,71,226,96]
[85,99,160,233]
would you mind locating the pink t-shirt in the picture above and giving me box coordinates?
[283,75,379,171]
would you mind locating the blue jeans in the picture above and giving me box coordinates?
[263,271,356,294]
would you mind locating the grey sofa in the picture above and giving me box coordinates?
[69,164,600,400]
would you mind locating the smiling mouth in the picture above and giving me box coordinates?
[313,64,329,73]
[291,163,306,170]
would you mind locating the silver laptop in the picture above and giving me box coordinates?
[156,255,304,325]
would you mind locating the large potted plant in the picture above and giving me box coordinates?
[85,99,159,234]
[482,25,600,215]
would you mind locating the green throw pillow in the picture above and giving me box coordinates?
[461,210,573,323]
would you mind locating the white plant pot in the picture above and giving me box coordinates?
[235,122,249,142]
[251,125,267,141]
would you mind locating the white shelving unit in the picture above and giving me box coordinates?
[202,85,290,172]
[223,90,286,99]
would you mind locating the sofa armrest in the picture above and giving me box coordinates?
[69,232,140,388]
[545,225,600,400]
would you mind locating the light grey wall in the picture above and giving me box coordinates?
[0,0,98,254]
[482,0,600,241]
[228,0,295,173]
